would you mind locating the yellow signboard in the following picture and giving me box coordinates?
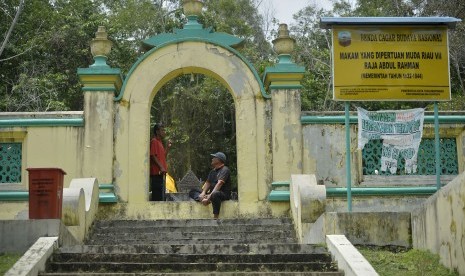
[332,26,450,101]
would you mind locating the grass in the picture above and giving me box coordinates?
[357,246,458,276]
[0,253,21,274]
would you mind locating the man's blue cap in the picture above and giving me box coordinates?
[210,152,226,163]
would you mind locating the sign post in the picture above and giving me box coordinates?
[345,102,352,212]
[332,25,450,101]
[321,17,461,211]
[434,102,441,190]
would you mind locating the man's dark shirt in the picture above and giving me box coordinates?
[207,166,231,195]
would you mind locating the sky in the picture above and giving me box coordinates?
[260,0,355,25]
[259,0,330,25]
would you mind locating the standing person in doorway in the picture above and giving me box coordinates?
[198,152,231,219]
[150,123,171,201]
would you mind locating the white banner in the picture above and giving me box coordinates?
[357,107,425,174]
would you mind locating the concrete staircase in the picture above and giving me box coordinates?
[40,218,343,275]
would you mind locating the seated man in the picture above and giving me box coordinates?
[198,152,231,219]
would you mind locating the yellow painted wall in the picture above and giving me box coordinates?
[302,124,359,186]
[0,125,85,191]
[302,122,465,186]
[0,123,85,219]
[271,89,303,181]
[0,202,28,220]
[412,172,465,274]
[82,92,114,184]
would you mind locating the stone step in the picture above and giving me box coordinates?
[89,229,295,240]
[51,253,333,264]
[90,223,294,234]
[58,243,329,255]
[43,218,341,275]
[93,218,292,228]
[86,236,298,245]
[86,218,297,245]
[46,261,338,273]
[41,270,342,276]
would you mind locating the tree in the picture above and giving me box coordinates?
[353,0,414,17]
[292,4,342,111]
[202,0,273,67]
[0,0,105,111]
[410,0,465,109]
[97,0,183,72]
[0,0,25,58]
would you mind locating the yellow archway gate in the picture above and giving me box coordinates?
[78,3,305,219]
[116,39,272,216]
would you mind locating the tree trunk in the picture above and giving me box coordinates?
[0,0,25,58]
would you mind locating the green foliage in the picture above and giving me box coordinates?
[353,0,415,17]
[201,0,273,68]
[0,0,104,111]
[100,0,183,72]
[0,253,21,274]
[358,246,458,276]
[436,93,465,110]
[292,5,343,111]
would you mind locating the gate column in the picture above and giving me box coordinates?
[78,27,123,185]
[264,24,305,182]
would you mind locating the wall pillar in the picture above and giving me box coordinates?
[264,24,305,182]
[77,26,123,184]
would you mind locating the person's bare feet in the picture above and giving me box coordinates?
[213,214,219,219]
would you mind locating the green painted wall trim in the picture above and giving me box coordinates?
[264,65,306,74]
[271,181,290,188]
[301,115,358,124]
[82,87,116,92]
[326,186,438,196]
[99,193,118,203]
[98,184,118,202]
[263,55,305,89]
[263,60,305,75]
[0,190,117,203]
[0,191,28,201]
[301,115,465,125]
[0,118,84,128]
[99,184,115,190]
[268,190,290,201]
[77,67,122,76]
[268,186,438,202]
[119,38,270,100]
[77,57,124,101]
